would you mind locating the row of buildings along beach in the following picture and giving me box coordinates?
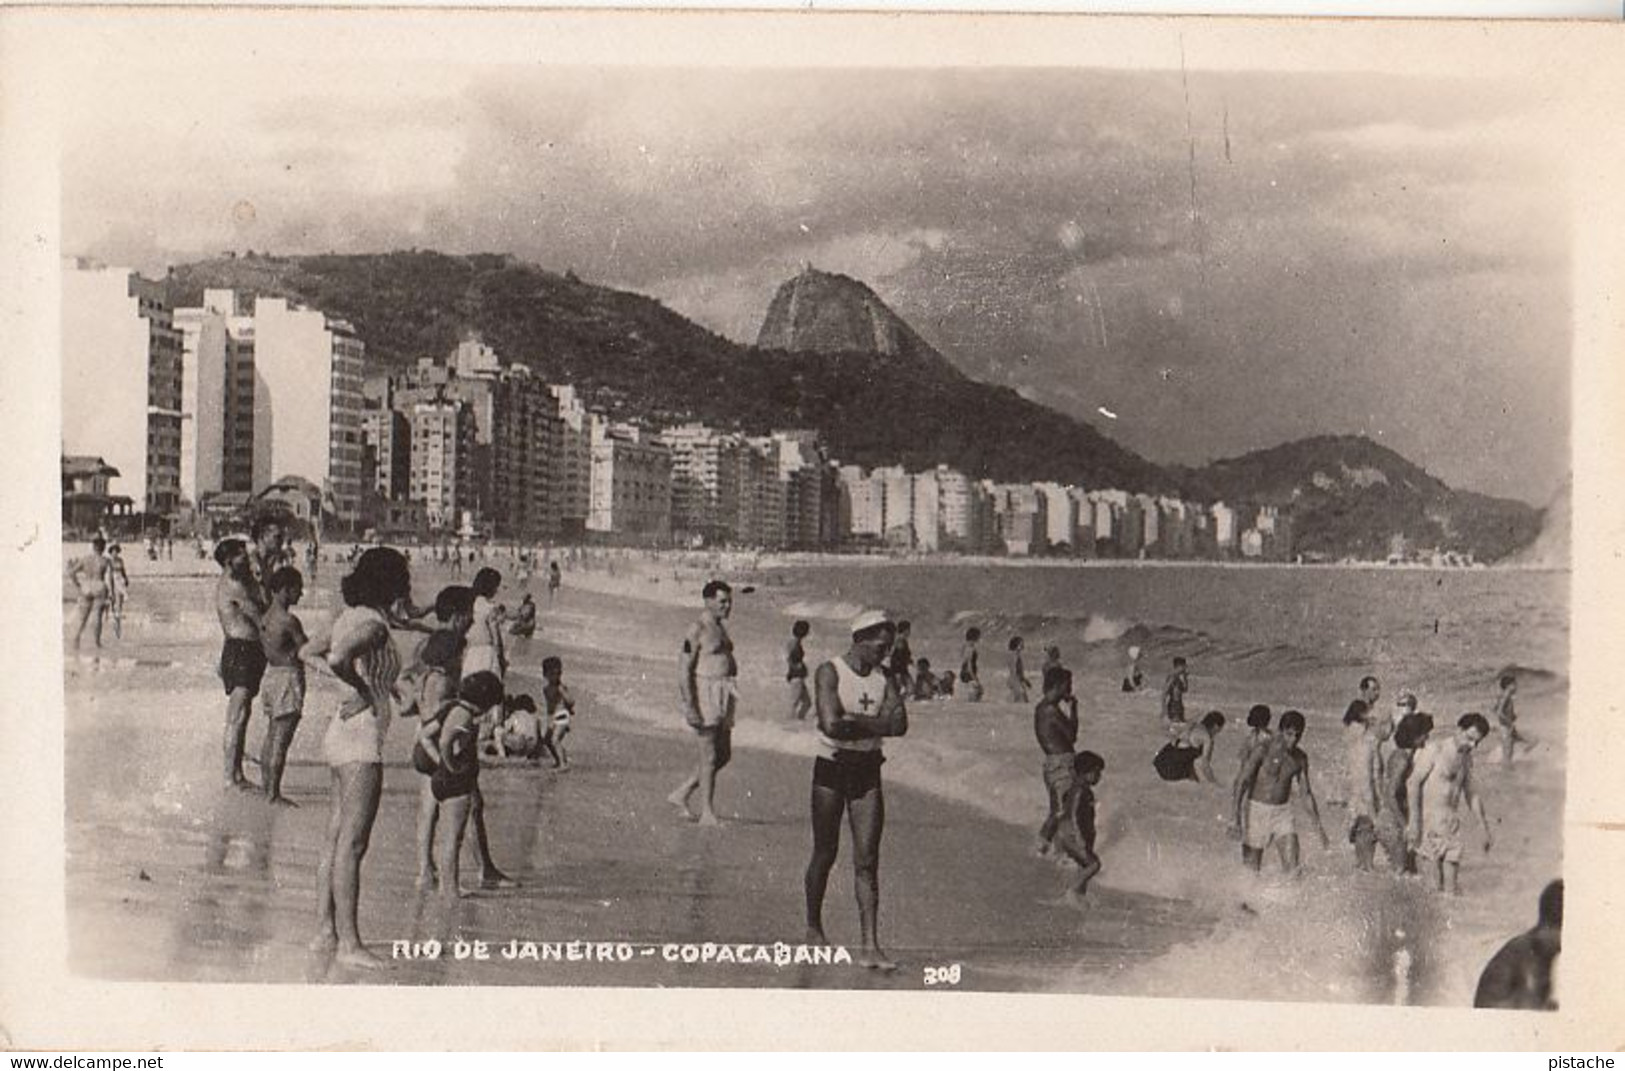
[60,259,1294,560]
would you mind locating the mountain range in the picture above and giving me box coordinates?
[163,251,1550,562]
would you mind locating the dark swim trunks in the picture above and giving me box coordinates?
[1152,742,1201,782]
[812,754,883,800]
[220,637,268,697]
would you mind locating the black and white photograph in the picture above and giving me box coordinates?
[2,5,1622,1052]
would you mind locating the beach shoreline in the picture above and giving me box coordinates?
[61,556,1565,1005]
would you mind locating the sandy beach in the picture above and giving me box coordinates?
[62,548,1566,1002]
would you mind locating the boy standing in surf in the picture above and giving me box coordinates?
[1055,751,1105,909]
[1232,710,1330,875]
[1033,666,1079,856]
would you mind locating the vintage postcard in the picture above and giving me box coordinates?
[0,5,1621,1052]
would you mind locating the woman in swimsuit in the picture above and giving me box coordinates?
[307,547,412,969]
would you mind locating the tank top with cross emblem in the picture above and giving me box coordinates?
[815,655,889,761]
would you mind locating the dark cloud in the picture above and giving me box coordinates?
[65,64,1568,501]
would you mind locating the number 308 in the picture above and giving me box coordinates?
[923,964,961,986]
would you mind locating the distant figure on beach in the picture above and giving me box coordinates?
[669,580,738,826]
[541,655,577,770]
[1054,751,1105,910]
[304,540,319,581]
[1154,710,1226,785]
[1233,705,1273,790]
[911,659,939,701]
[1474,879,1562,1010]
[547,560,562,602]
[888,619,915,695]
[786,620,812,721]
[309,547,411,969]
[958,628,983,702]
[105,543,130,640]
[1342,699,1382,871]
[1033,666,1079,856]
[1006,636,1031,703]
[1161,657,1189,725]
[428,671,506,900]
[1377,711,1432,875]
[464,568,506,681]
[68,536,112,652]
[509,594,537,638]
[1492,672,1523,765]
[1407,712,1493,895]
[1232,710,1330,875]
[259,567,310,807]
[1121,645,1145,693]
[805,610,908,971]
[215,538,267,791]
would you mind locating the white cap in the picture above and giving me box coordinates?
[850,609,892,636]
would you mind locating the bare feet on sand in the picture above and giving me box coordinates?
[667,789,694,820]
[696,812,722,827]
[479,873,519,890]
[857,947,899,973]
[267,794,298,808]
[334,945,389,971]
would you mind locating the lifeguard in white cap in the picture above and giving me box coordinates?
[804,608,908,971]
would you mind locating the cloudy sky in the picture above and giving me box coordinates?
[63,47,1571,504]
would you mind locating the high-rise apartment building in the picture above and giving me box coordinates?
[409,400,476,532]
[61,260,184,518]
[589,419,673,542]
[252,297,365,525]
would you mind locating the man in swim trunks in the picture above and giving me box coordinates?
[1232,709,1329,875]
[259,567,310,806]
[805,609,908,971]
[68,536,112,652]
[215,537,267,791]
[669,580,738,826]
[1474,879,1562,1010]
[1161,657,1189,725]
[1407,712,1493,895]
[1033,665,1079,856]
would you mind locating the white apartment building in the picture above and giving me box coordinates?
[61,260,184,517]
[837,465,884,542]
[252,297,366,525]
[1035,482,1076,550]
[409,400,476,531]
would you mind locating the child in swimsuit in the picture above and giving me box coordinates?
[429,671,505,899]
[541,656,577,770]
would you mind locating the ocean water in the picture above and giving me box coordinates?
[770,562,1569,697]
[66,553,1569,1004]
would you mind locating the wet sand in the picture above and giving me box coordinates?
[63,551,1564,1002]
[63,576,1205,990]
